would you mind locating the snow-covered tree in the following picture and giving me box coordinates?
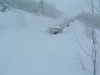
[0,0,9,12]
[39,0,44,15]
[75,0,100,75]
[0,0,62,18]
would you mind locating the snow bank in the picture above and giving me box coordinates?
[0,11,26,32]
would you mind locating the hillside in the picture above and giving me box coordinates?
[0,0,62,18]
[0,10,100,75]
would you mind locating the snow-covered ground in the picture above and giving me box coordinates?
[0,10,100,75]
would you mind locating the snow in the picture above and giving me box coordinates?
[0,10,100,75]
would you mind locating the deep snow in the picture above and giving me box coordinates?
[0,10,100,75]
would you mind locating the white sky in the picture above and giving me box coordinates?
[35,0,98,17]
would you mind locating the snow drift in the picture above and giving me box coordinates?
[0,10,100,75]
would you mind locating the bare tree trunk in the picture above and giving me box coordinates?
[91,0,97,75]
[74,0,100,75]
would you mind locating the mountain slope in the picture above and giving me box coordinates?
[0,10,100,75]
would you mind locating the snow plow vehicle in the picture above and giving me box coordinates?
[47,25,64,34]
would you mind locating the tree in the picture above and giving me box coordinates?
[39,0,44,15]
[85,1,100,75]
[90,1,98,75]
[74,0,100,75]
[0,0,8,12]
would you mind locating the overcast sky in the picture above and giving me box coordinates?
[35,0,98,17]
